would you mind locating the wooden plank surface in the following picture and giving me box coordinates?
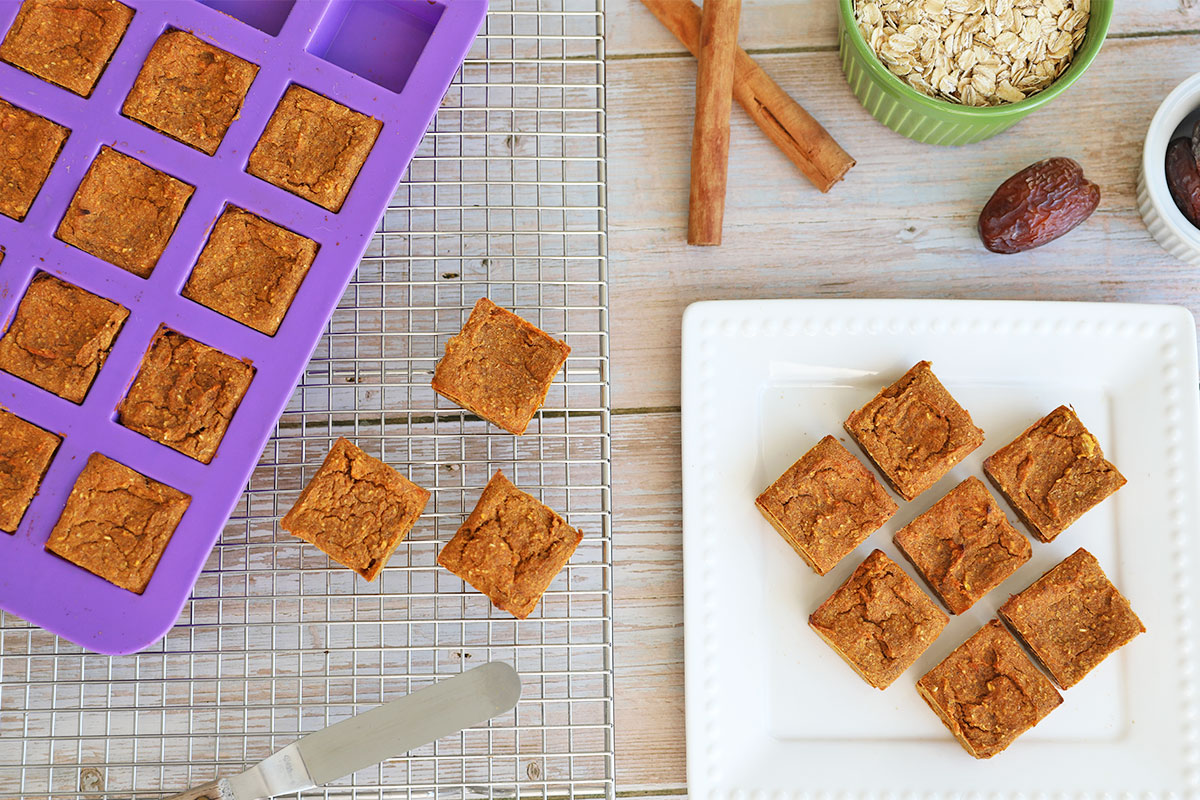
[612,412,685,791]
[607,33,1200,410]
[607,3,1200,793]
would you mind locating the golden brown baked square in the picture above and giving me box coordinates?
[45,454,190,593]
[809,549,948,689]
[998,548,1144,689]
[56,147,194,277]
[183,206,318,336]
[122,30,258,155]
[0,0,133,96]
[894,476,1030,614]
[983,405,1126,542]
[438,471,583,619]
[755,435,897,576]
[0,98,68,220]
[118,329,254,464]
[0,407,59,532]
[432,297,571,435]
[0,273,128,403]
[844,361,984,501]
[247,85,382,212]
[917,619,1062,758]
[281,438,430,581]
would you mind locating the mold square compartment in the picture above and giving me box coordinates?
[0,407,60,533]
[117,328,255,464]
[246,86,382,212]
[198,0,294,36]
[122,29,259,155]
[307,0,445,94]
[56,146,195,278]
[45,453,190,594]
[183,205,319,335]
[0,0,134,97]
[0,273,129,404]
[0,97,69,221]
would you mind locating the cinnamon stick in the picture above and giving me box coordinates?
[688,0,741,246]
[641,0,855,193]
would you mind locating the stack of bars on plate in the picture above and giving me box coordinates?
[755,361,1145,759]
[0,0,579,620]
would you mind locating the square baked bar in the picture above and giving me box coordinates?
[45,453,190,593]
[809,549,948,689]
[844,361,984,501]
[0,273,128,403]
[122,30,258,155]
[0,97,69,220]
[998,548,1144,689]
[432,297,571,435]
[0,407,59,533]
[894,476,1031,614]
[118,329,254,464]
[983,405,1126,542]
[755,435,898,576]
[247,85,382,212]
[438,471,583,619]
[57,147,194,277]
[183,206,318,335]
[917,619,1062,759]
[281,438,430,581]
[0,0,133,96]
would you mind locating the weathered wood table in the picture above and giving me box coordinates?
[607,1,1200,794]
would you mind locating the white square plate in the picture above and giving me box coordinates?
[681,299,1200,798]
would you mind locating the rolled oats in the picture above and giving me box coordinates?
[854,0,1089,107]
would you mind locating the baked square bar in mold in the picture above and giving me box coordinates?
[0,0,133,97]
[844,360,985,501]
[183,206,318,335]
[56,146,194,278]
[45,453,190,594]
[432,297,572,435]
[894,476,1031,615]
[998,548,1145,689]
[122,29,258,155]
[0,97,68,220]
[281,438,430,582]
[808,549,948,689]
[0,407,59,533]
[984,405,1126,542]
[117,329,254,464]
[0,272,129,403]
[755,435,898,576]
[247,85,382,212]
[438,471,583,619]
[917,619,1062,758]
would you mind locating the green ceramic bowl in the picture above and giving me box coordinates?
[837,0,1113,145]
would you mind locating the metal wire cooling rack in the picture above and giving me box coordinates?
[0,2,611,798]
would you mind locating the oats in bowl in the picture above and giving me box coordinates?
[854,0,1089,107]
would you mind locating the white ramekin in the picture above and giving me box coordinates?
[1138,72,1200,265]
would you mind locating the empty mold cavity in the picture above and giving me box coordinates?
[307,0,444,94]
[198,0,295,36]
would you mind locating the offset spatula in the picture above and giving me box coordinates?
[166,662,522,800]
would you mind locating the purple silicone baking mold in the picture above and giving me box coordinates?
[0,0,487,654]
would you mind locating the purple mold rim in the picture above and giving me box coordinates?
[0,0,488,654]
